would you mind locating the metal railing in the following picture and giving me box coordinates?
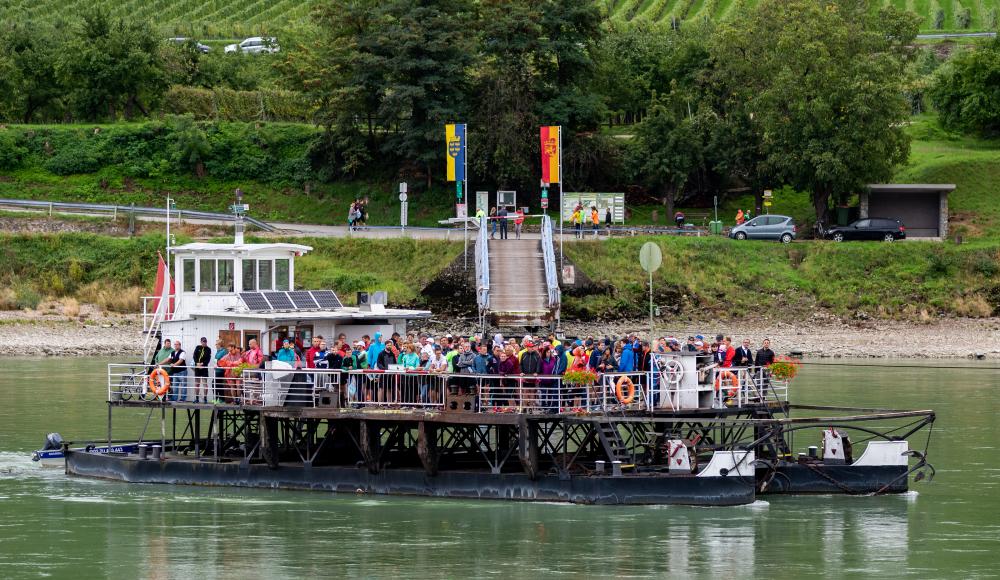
[0,198,276,231]
[108,364,787,413]
[107,363,341,407]
[475,215,490,312]
[540,215,561,309]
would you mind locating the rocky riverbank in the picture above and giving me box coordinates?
[1,308,998,359]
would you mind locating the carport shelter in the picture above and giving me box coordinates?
[860,184,955,238]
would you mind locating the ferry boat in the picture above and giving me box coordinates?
[59,211,936,505]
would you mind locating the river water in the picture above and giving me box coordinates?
[0,357,997,579]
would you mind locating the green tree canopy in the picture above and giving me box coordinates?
[930,39,1000,136]
[710,0,919,224]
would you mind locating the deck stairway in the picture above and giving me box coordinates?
[594,420,632,463]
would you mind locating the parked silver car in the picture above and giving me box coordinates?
[224,37,279,54]
[729,214,797,243]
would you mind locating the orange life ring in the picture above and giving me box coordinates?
[148,368,170,398]
[615,376,636,405]
[714,370,739,396]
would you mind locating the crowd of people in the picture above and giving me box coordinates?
[146,330,777,408]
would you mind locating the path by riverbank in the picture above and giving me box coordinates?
[3,309,996,359]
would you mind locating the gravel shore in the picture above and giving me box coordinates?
[2,309,999,359]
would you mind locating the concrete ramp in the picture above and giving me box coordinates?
[487,239,551,326]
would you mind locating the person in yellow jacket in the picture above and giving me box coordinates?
[571,207,583,239]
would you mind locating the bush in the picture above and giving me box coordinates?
[956,8,972,29]
[14,285,41,309]
[0,131,27,169]
[44,144,102,175]
[931,40,1000,135]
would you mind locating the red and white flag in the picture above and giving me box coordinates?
[151,251,175,318]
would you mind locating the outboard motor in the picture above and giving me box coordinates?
[42,432,63,451]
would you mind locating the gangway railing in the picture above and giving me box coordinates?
[475,215,490,319]
[540,215,561,311]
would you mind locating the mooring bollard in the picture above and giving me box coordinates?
[595,460,605,474]
[151,444,162,460]
[612,461,623,477]
[138,444,149,460]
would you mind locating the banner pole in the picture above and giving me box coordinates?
[558,126,564,271]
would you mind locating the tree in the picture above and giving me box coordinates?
[930,39,1000,136]
[711,0,919,225]
[374,0,476,186]
[536,0,605,131]
[170,115,211,177]
[59,10,167,120]
[469,0,544,190]
[0,22,66,122]
[629,87,712,218]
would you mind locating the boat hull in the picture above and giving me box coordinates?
[65,450,755,506]
[758,463,909,495]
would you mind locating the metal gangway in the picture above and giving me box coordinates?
[479,214,560,328]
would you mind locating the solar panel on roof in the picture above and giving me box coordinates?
[240,292,271,311]
[310,290,343,309]
[264,291,295,310]
[288,291,319,309]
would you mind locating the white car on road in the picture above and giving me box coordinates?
[224,37,279,54]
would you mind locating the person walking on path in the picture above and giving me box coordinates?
[489,207,497,239]
[497,206,509,240]
[590,206,600,238]
[571,206,583,239]
[514,208,525,239]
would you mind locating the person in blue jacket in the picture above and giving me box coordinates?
[366,332,385,371]
[619,336,636,372]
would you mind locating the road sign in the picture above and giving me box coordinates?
[639,242,662,273]
[399,182,408,194]
[763,189,773,198]
[399,192,408,202]
[562,265,575,285]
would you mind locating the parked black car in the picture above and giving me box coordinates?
[825,218,906,242]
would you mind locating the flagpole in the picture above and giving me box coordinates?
[558,126,563,271]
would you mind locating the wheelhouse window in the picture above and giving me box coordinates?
[199,259,217,292]
[275,259,290,291]
[258,260,273,291]
[218,259,234,292]
[242,259,257,291]
[183,259,195,292]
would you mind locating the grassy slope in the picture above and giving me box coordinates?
[0,233,462,311]
[563,236,1000,320]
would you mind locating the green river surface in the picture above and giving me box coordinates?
[0,357,997,579]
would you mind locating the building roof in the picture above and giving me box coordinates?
[170,242,313,255]
[866,184,956,194]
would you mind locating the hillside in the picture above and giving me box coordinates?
[605,0,1000,32]
[1,0,997,37]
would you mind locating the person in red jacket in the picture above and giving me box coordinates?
[722,336,736,368]
[514,209,525,239]
[305,336,322,369]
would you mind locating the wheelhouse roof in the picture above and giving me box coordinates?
[169,242,313,255]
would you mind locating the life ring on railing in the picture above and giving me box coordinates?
[148,368,170,398]
[714,370,739,397]
[615,376,636,405]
